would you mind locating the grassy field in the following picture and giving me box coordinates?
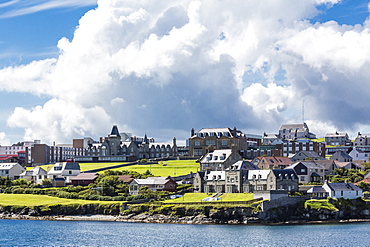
[0,194,123,207]
[28,160,199,177]
[108,160,199,177]
[164,192,254,203]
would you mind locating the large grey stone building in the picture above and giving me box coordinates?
[188,127,249,158]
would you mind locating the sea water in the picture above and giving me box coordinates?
[0,219,369,246]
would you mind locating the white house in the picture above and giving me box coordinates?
[19,167,47,184]
[349,148,369,162]
[47,162,81,185]
[322,181,362,199]
[0,163,25,180]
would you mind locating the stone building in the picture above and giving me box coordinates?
[188,127,249,158]
[75,125,178,162]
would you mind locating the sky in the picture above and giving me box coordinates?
[0,0,370,146]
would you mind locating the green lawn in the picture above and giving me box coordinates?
[108,160,199,177]
[304,199,338,211]
[219,193,254,201]
[164,192,254,203]
[0,194,123,207]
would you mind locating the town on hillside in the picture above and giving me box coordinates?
[0,123,370,202]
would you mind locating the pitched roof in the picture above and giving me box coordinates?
[293,151,322,159]
[110,125,121,137]
[0,163,20,170]
[20,167,47,176]
[307,186,327,193]
[325,132,348,138]
[205,171,225,181]
[71,173,99,181]
[260,156,292,167]
[247,170,270,180]
[200,149,232,164]
[279,123,307,132]
[326,182,361,192]
[117,175,134,183]
[229,160,259,170]
[286,161,325,169]
[133,177,174,185]
[271,169,297,179]
[330,151,352,160]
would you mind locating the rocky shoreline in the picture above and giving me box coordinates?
[2,213,370,226]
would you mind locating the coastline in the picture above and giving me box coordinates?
[2,213,370,226]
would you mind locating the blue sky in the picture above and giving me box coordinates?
[0,0,369,145]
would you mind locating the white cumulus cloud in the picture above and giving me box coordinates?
[0,0,370,143]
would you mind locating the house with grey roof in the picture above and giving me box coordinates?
[334,161,364,171]
[225,160,258,193]
[354,132,370,146]
[199,148,242,171]
[321,181,362,199]
[0,163,25,180]
[285,161,325,184]
[129,176,177,195]
[349,147,369,162]
[47,162,81,186]
[290,150,325,162]
[203,170,226,193]
[188,127,249,158]
[278,123,316,141]
[330,151,352,162]
[325,132,350,146]
[19,166,47,184]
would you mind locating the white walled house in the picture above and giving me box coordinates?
[322,181,362,199]
[0,163,25,180]
[349,148,369,162]
[19,167,47,184]
[47,162,81,185]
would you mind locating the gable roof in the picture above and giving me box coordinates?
[271,169,297,179]
[205,171,225,181]
[325,132,348,138]
[200,149,232,164]
[279,123,308,132]
[0,163,21,170]
[286,161,325,170]
[228,160,259,170]
[330,151,352,160]
[117,175,135,183]
[132,177,175,185]
[326,182,361,192]
[247,170,270,180]
[259,156,292,167]
[292,151,322,159]
[71,173,99,181]
[20,167,47,177]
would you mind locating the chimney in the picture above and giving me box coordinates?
[191,128,195,137]
[233,127,237,137]
[173,137,176,146]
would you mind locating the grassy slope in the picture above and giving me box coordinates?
[108,160,199,177]
[0,194,123,206]
[28,160,199,176]
[164,192,254,203]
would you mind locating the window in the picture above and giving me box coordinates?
[195,141,201,146]
[300,176,305,182]
[221,140,228,146]
[301,169,305,173]
[69,171,72,174]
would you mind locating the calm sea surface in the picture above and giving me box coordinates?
[0,219,369,246]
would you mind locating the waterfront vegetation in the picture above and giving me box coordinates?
[304,199,338,211]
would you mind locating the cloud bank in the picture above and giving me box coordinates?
[1,0,370,144]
